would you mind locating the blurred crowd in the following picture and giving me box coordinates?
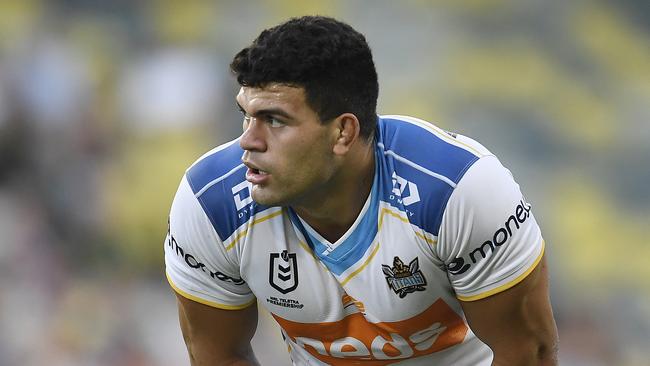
[0,0,648,365]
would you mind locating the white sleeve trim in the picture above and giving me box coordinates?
[164,175,255,309]
[436,156,544,301]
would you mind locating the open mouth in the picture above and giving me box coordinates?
[251,168,269,175]
[246,166,270,184]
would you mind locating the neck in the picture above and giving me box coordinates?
[292,142,375,243]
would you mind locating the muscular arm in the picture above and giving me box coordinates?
[459,255,559,366]
[176,293,260,366]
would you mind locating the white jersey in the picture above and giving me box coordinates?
[164,115,544,365]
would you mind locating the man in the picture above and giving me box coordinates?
[164,16,558,365]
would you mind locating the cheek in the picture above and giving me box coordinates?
[275,151,323,186]
[295,151,332,182]
[272,131,333,183]
[282,154,312,181]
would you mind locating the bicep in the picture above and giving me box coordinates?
[459,255,558,365]
[176,293,260,365]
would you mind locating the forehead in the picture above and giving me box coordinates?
[236,83,311,113]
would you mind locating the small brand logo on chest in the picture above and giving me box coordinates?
[269,250,299,294]
[382,256,427,298]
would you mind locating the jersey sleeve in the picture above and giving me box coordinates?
[164,175,256,309]
[436,155,545,301]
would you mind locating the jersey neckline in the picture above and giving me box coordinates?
[287,148,381,276]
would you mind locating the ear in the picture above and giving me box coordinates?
[332,113,361,156]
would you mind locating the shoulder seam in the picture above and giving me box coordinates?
[432,154,481,234]
[195,163,245,198]
[381,114,487,158]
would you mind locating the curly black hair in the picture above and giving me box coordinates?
[230,16,379,140]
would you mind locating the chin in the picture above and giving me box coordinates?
[251,188,287,207]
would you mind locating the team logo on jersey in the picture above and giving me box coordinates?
[382,256,427,298]
[269,250,299,294]
[391,172,420,206]
[231,180,253,211]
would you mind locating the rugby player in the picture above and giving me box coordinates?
[164,15,559,365]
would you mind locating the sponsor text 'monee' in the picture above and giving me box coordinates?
[447,198,532,275]
[167,220,245,285]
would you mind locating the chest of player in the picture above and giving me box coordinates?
[237,211,469,362]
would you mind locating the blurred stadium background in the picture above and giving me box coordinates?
[0,0,648,365]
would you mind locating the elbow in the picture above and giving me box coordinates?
[536,335,559,366]
[530,322,560,365]
[181,333,200,365]
[492,335,559,366]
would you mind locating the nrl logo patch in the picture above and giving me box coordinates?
[269,250,299,294]
[382,256,427,298]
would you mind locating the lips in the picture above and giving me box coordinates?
[251,167,269,175]
[243,162,270,184]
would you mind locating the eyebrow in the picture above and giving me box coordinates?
[236,102,293,120]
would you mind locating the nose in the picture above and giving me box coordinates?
[239,117,267,152]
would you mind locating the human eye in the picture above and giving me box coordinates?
[267,116,285,128]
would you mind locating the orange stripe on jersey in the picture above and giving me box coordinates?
[342,293,366,313]
[272,299,468,365]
